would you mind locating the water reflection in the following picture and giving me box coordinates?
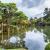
[9,36,20,44]
[24,28,45,50]
[36,26,50,40]
[0,26,50,49]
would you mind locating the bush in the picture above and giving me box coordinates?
[45,43,50,50]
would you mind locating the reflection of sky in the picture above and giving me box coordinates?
[1,0,50,18]
[9,37,17,43]
[9,36,20,44]
[24,30,45,50]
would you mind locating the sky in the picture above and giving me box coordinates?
[0,0,17,3]
[0,0,50,18]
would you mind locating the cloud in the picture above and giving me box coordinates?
[0,0,17,3]
[21,0,44,8]
[16,0,50,18]
[1,0,50,18]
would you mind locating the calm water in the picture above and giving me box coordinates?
[0,26,50,50]
[24,28,46,50]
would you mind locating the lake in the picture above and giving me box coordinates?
[0,26,50,50]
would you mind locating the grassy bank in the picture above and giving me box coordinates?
[6,48,26,50]
[0,48,26,50]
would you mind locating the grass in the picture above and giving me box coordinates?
[0,49,2,50]
[6,48,26,50]
[0,48,26,50]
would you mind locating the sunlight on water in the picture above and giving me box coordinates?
[24,29,46,50]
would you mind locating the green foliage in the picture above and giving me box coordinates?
[45,43,50,50]
[0,2,35,39]
[36,8,50,26]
